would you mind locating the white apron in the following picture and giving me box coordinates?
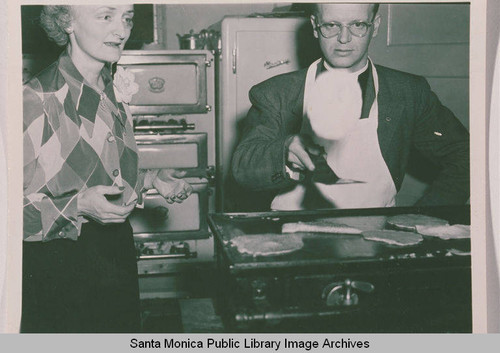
[271,59,397,210]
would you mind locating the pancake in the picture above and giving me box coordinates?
[386,214,449,231]
[282,215,387,235]
[447,248,471,256]
[362,230,424,247]
[282,220,362,235]
[415,224,470,240]
[230,233,304,256]
[323,215,388,231]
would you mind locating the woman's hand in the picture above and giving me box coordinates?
[153,169,193,204]
[77,185,136,224]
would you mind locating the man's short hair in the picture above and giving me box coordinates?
[306,3,380,21]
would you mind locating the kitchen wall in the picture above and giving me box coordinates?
[159,3,280,50]
[156,3,468,121]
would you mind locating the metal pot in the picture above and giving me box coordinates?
[177,30,206,50]
[205,30,222,55]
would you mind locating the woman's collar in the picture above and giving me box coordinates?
[58,48,114,92]
[58,48,116,108]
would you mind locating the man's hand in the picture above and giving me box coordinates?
[153,169,193,204]
[77,185,136,224]
[285,134,323,172]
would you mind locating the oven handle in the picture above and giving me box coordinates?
[234,307,362,323]
[135,123,195,132]
[138,252,197,261]
[322,279,375,307]
[137,242,198,261]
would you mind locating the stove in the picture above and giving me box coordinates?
[117,50,216,299]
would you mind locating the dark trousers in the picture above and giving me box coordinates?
[21,221,140,333]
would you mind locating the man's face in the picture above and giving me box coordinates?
[311,3,380,72]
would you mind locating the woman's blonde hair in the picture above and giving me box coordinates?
[40,5,73,46]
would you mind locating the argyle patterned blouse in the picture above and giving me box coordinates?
[23,50,145,242]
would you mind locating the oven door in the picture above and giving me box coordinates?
[132,132,209,239]
[119,51,211,115]
[136,133,207,178]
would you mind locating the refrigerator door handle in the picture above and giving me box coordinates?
[232,48,237,74]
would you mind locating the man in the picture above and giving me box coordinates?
[231,3,469,210]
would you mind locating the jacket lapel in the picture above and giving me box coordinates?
[376,71,405,157]
[292,70,308,134]
[359,66,375,119]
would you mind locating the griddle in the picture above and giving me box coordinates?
[208,205,471,333]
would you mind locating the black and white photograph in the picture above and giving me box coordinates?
[2,0,499,344]
[17,1,472,334]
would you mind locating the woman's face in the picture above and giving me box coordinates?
[69,5,134,65]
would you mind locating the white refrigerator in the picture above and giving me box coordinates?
[215,15,320,211]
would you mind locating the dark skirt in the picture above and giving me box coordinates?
[21,220,140,333]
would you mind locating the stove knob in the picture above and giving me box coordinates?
[251,279,267,300]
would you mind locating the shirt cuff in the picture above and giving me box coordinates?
[285,165,302,181]
[142,169,160,191]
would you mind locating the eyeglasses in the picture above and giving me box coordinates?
[315,20,373,38]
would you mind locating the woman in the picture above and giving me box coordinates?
[22,5,192,333]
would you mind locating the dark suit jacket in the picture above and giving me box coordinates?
[231,64,470,207]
